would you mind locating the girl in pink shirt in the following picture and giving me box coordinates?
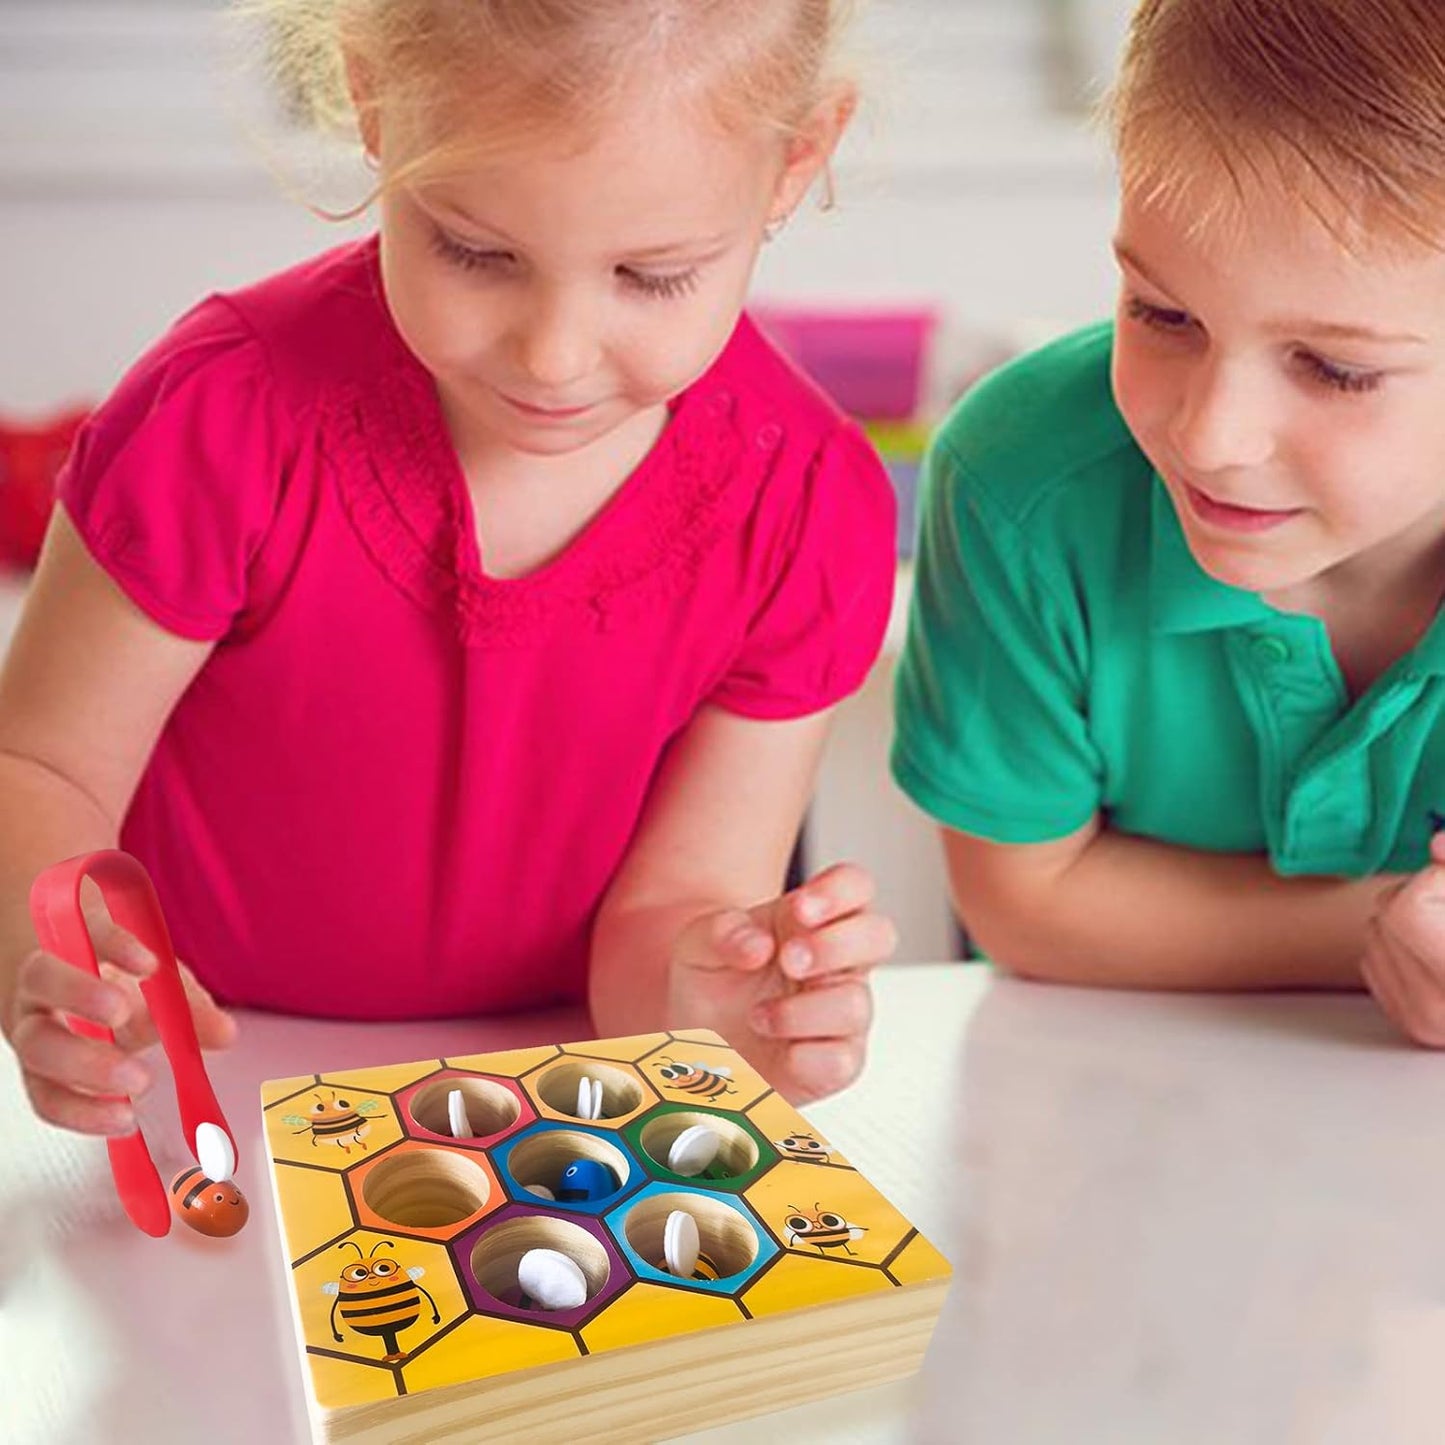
[0,1,898,1133]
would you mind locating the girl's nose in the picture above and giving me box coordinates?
[515,288,601,393]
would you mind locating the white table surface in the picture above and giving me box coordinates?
[0,965,976,1445]
[8,964,1445,1445]
[8,554,1445,1444]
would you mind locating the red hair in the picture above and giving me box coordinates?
[1106,0,1445,249]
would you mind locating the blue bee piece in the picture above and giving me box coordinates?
[555,1158,620,1203]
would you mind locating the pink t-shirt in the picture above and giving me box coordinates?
[57,238,896,1020]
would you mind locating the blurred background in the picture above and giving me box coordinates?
[0,0,1135,963]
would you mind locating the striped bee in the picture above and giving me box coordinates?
[690,1250,724,1282]
[282,1088,381,1154]
[167,1165,249,1238]
[322,1240,439,1364]
[774,1131,831,1165]
[652,1057,736,1103]
[784,1203,867,1256]
[662,1208,727,1282]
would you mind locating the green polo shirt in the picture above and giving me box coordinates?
[892,322,1445,877]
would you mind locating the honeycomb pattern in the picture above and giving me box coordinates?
[263,1030,951,1413]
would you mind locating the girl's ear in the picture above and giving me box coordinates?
[768,81,858,227]
[343,50,382,161]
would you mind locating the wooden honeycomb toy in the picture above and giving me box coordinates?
[262,1029,951,1443]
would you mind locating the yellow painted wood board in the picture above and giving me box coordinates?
[263,1030,951,1443]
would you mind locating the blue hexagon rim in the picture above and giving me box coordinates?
[603,1180,779,1297]
[492,1118,647,1216]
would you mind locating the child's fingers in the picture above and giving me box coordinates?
[179,963,238,1050]
[1373,877,1410,914]
[110,961,234,1051]
[785,863,877,932]
[1378,872,1445,971]
[1392,856,1445,912]
[777,912,898,983]
[110,987,159,1052]
[1363,920,1445,1047]
[12,948,132,1035]
[1361,929,1408,1030]
[89,921,159,979]
[9,1009,152,1099]
[751,977,873,1042]
[23,1073,137,1137]
[675,908,775,975]
[782,1037,866,1100]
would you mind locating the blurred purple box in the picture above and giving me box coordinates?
[752,305,939,421]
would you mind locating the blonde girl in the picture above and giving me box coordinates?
[0,1,899,1133]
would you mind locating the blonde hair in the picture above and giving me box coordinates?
[248,0,850,185]
[1104,0,1445,250]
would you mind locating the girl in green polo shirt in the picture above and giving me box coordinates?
[893,0,1445,1046]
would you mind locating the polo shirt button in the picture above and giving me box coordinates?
[1252,636,1291,662]
[709,392,735,417]
[756,423,783,449]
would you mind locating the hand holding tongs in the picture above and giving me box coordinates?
[29,850,240,1237]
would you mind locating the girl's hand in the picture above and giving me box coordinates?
[3,918,236,1137]
[668,863,898,1105]
[1361,832,1445,1046]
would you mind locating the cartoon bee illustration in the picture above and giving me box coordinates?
[774,1131,832,1165]
[652,1057,736,1103]
[784,1203,867,1256]
[322,1239,439,1364]
[282,1088,381,1153]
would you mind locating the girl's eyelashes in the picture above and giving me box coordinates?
[430,228,514,273]
[617,266,700,300]
[1125,294,1387,396]
[430,226,700,301]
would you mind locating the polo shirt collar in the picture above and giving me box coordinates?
[1409,603,1445,675]
[1149,478,1275,635]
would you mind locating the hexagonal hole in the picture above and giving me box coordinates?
[361,1147,492,1228]
[622,1191,758,1282]
[507,1129,632,1205]
[639,1111,758,1181]
[470,1216,611,1312]
[409,1077,520,1140]
[536,1061,643,1120]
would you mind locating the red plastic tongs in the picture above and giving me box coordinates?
[29,850,239,1237]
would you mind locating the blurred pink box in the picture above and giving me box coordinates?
[751,304,939,420]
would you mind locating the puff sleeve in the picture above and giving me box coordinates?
[709,423,897,719]
[56,297,289,640]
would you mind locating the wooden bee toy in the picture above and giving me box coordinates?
[167,1120,249,1238]
[264,1029,952,1443]
[30,851,246,1240]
